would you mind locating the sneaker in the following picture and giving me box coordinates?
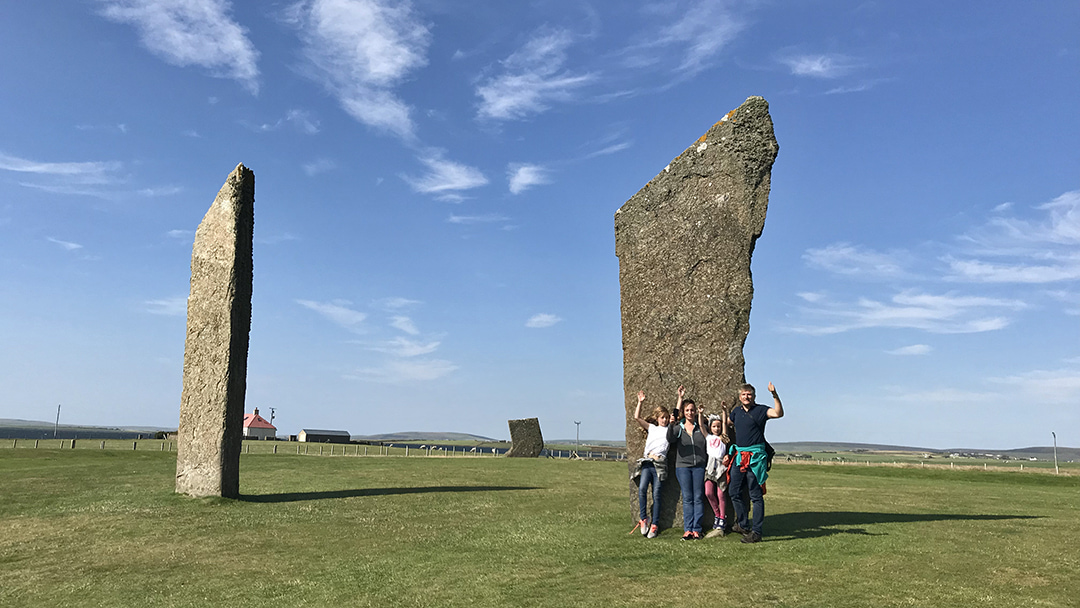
[731,523,750,536]
[741,531,762,544]
[691,531,702,540]
[647,524,659,539]
[681,531,693,541]
[713,516,722,529]
[640,519,648,536]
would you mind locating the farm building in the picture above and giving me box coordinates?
[242,408,277,440]
[298,429,352,443]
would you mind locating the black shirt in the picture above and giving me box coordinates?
[730,403,769,447]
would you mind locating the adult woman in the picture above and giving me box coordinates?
[666,385,708,539]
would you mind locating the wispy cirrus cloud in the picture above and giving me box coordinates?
[886,344,932,356]
[476,28,594,121]
[374,296,420,311]
[446,213,509,225]
[803,243,911,279]
[97,0,259,93]
[0,152,126,198]
[245,109,321,134]
[787,291,1024,335]
[526,313,562,328]
[47,237,83,251]
[297,298,368,332]
[947,190,1080,284]
[623,0,747,76]
[302,158,337,176]
[780,53,858,79]
[507,163,550,194]
[403,151,488,199]
[287,0,430,140]
[367,336,440,357]
[144,296,188,316]
[389,315,419,335]
[346,358,458,383]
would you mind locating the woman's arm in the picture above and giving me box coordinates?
[674,385,685,420]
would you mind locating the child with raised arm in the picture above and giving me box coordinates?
[702,409,731,534]
[632,390,671,538]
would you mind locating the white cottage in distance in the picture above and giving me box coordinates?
[242,408,277,440]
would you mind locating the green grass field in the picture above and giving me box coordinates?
[2,448,1077,607]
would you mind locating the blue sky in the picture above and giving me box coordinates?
[1,1,1077,449]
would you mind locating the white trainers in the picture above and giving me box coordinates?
[647,524,659,538]
[640,519,648,536]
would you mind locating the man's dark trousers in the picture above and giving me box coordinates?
[729,465,764,535]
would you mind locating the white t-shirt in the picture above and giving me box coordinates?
[643,424,670,459]
[706,434,726,459]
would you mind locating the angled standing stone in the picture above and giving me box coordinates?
[175,164,255,498]
[505,418,544,457]
[615,97,778,527]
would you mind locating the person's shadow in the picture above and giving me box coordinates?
[239,485,541,503]
[765,511,1042,540]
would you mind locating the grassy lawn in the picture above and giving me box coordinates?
[1,449,1077,607]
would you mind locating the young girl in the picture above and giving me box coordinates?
[703,411,730,534]
[633,390,670,538]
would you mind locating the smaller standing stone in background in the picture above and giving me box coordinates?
[506,418,545,457]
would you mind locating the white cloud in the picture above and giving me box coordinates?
[507,163,550,194]
[796,292,825,303]
[138,186,183,197]
[288,0,430,139]
[627,0,746,75]
[781,53,857,79]
[302,158,337,176]
[255,233,301,245]
[788,291,1024,335]
[403,151,488,196]
[46,237,83,251]
[476,28,594,121]
[389,315,419,335]
[526,313,562,328]
[447,214,509,225]
[368,336,440,357]
[374,296,421,311]
[886,344,932,356]
[297,299,367,331]
[144,296,188,316]
[804,243,910,278]
[0,153,121,184]
[167,229,194,239]
[347,358,457,382]
[989,366,1080,405]
[948,190,1080,285]
[584,141,632,158]
[98,0,259,93]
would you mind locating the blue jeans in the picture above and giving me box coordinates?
[637,462,662,526]
[728,465,764,534]
[674,466,705,533]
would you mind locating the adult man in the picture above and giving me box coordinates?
[725,382,784,544]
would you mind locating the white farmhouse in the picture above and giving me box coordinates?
[242,408,277,440]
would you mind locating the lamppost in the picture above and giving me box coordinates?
[1052,432,1059,475]
[574,421,581,447]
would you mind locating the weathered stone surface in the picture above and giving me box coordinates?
[175,164,255,498]
[615,97,778,527]
[505,418,544,458]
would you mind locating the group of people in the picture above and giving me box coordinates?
[632,382,784,543]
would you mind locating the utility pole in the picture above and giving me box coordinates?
[574,421,581,447]
[54,404,61,438]
[1052,432,1059,475]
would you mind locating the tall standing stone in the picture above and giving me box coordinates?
[615,97,778,527]
[175,164,255,498]
[505,418,544,457]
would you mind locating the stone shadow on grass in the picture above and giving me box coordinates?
[764,511,1042,541]
[239,485,541,503]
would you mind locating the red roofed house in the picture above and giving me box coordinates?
[243,408,277,440]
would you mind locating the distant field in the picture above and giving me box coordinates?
[1,447,1077,607]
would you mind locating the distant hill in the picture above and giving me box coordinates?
[0,418,175,440]
[351,431,497,442]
